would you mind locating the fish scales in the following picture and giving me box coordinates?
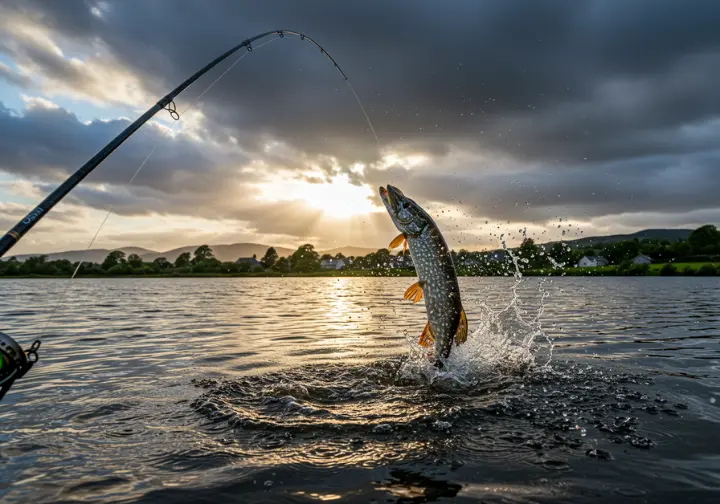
[379,185,468,366]
[408,224,463,359]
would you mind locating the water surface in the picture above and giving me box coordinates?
[1,277,719,503]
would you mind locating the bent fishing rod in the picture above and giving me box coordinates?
[0,30,348,403]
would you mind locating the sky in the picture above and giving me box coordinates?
[1,0,719,255]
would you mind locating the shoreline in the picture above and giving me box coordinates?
[0,262,717,279]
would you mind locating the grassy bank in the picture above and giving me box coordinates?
[525,262,718,277]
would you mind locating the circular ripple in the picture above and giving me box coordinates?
[189,358,678,471]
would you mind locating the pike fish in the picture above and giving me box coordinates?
[379,185,468,367]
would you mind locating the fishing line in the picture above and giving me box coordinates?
[38,34,381,340]
[39,36,280,337]
[347,82,380,149]
[0,29,382,403]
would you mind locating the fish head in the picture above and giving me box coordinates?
[379,185,430,237]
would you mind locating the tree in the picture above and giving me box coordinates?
[261,247,278,269]
[291,244,320,272]
[274,256,290,272]
[223,261,240,273]
[193,245,214,264]
[153,257,172,271]
[127,254,143,269]
[53,259,74,276]
[669,240,692,260]
[517,238,545,269]
[688,225,720,254]
[175,252,191,268]
[602,240,640,265]
[191,257,222,273]
[549,242,573,266]
[320,253,333,261]
[108,264,128,275]
[102,251,126,270]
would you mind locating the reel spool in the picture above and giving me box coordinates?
[0,332,40,402]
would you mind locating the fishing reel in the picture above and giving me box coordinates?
[0,332,40,402]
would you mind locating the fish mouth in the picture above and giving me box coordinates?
[379,185,404,212]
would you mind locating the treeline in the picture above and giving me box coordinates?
[1,225,718,277]
[500,224,719,274]
[0,245,263,277]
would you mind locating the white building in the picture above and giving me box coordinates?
[320,258,347,270]
[578,255,609,267]
[631,254,652,265]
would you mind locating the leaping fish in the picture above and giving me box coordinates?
[379,185,468,368]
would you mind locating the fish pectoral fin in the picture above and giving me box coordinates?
[403,281,424,303]
[418,321,434,348]
[454,309,468,345]
[389,233,407,250]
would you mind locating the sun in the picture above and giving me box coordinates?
[257,174,378,219]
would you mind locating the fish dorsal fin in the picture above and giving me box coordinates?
[389,233,407,252]
[454,309,468,345]
[418,321,434,348]
[403,281,424,303]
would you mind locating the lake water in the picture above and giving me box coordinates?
[1,277,719,503]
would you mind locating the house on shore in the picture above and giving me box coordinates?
[320,258,347,270]
[631,254,653,265]
[578,255,609,267]
[236,255,262,268]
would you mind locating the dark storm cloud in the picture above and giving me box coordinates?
[0,100,251,194]
[6,0,720,163]
[1,0,720,233]
[363,145,720,223]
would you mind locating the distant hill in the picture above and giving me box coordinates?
[5,243,378,263]
[6,247,155,265]
[139,244,296,263]
[557,229,693,249]
[321,246,378,258]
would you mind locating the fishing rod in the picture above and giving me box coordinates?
[0,29,349,402]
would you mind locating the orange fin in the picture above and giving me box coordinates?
[418,321,435,348]
[454,309,468,345]
[404,281,424,303]
[389,233,407,250]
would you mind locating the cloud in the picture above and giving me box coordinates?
[1,0,719,253]
[0,61,30,87]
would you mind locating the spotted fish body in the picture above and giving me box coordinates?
[379,185,468,367]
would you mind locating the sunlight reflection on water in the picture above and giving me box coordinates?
[0,277,719,503]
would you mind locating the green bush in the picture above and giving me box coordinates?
[696,264,717,276]
[660,263,677,276]
[619,262,649,276]
[107,264,129,275]
[681,267,695,276]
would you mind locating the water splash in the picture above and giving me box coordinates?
[399,239,554,384]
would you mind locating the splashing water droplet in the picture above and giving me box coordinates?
[400,243,553,383]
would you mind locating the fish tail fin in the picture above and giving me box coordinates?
[454,308,468,345]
